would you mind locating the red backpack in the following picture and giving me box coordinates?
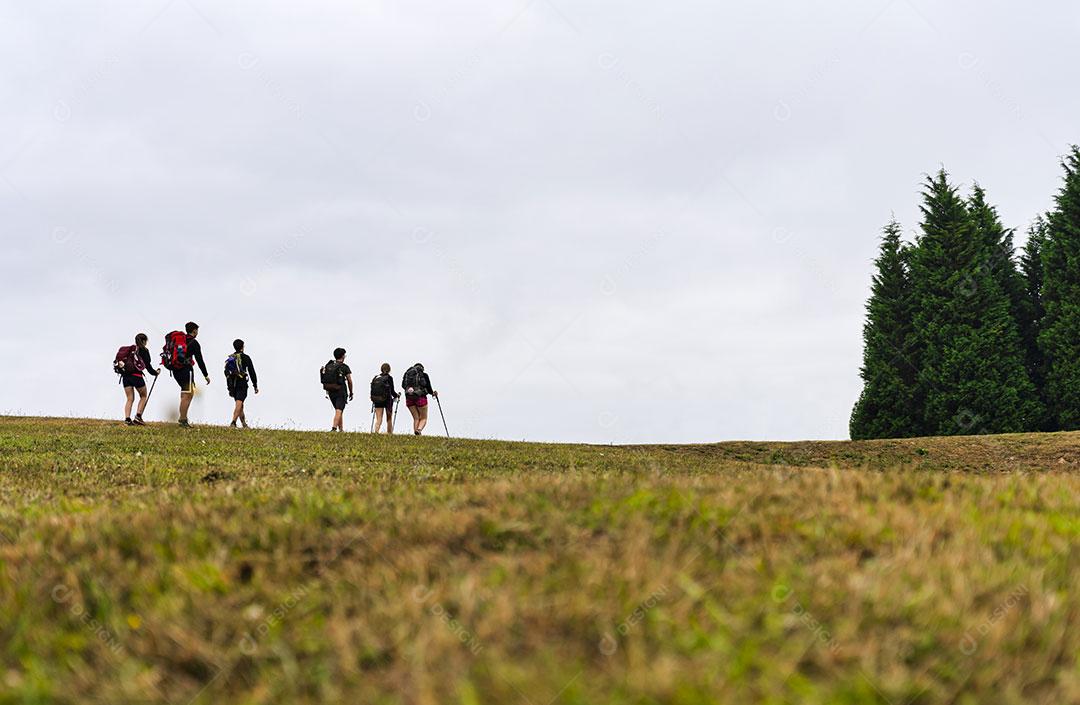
[161,331,190,370]
[113,345,144,376]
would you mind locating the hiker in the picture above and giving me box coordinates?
[370,363,400,434]
[320,348,353,432]
[114,333,160,426]
[402,363,438,435]
[225,339,259,428]
[161,321,210,428]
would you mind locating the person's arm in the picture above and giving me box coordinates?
[346,373,354,399]
[192,340,209,379]
[391,376,399,398]
[139,347,159,375]
[426,373,437,396]
[246,354,258,391]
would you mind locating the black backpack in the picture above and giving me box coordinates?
[402,366,425,398]
[370,374,393,404]
[321,360,345,392]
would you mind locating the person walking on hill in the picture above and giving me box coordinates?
[402,363,437,435]
[225,339,259,428]
[114,333,160,426]
[321,348,353,432]
[162,321,210,428]
[370,363,400,434]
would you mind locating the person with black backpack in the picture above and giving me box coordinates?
[161,321,210,428]
[402,362,437,435]
[320,347,353,432]
[370,363,400,434]
[113,333,160,426]
[225,339,259,428]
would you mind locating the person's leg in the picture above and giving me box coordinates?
[135,384,149,418]
[408,404,421,434]
[374,407,385,433]
[179,390,193,421]
[231,399,243,426]
[417,404,429,434]
[124,386,135,419]
[239,401,248,428]
[386,405,395,434]
[333,407,344,431]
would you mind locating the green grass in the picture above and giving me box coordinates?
[0,416,1077,704]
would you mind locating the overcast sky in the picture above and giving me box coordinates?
[2,1,1077,442]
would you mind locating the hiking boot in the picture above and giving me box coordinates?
[414,430,421,436]
[124,418,134,426]
[241,422,250,429]
[133,416,146,426]
[229,421,237,428]
[330,427,339,432]
[179,419,191,428]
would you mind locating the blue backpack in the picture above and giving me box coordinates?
[224,354,247,387]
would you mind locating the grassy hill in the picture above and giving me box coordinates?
[0,416,1077,704]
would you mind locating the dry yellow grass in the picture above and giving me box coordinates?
[0,416,1077,704]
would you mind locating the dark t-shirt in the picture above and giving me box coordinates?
[187,336,209,376]
[230,352,258,388]
[136,347,158,377]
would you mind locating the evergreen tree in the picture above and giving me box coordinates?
[850,219,918,439]
[966,185,1047,429]
[1019,216,1052,429]
[1038,146,1080,429]
[968,185,1029,333]
[909,170,1041,435]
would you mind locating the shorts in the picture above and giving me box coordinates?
[372,398,394,412]
[122,373,146,389]
[173,366,194,392]
[406,395,428,408]
[329,391,349,411]
[229,381,249,401]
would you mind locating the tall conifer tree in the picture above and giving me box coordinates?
[967,185,1046,428]
[850,219,918,439]
[1019,216,1052,429]
[909,170,1040,435]
[1038,146,1080,428]
[968,185,1029,332]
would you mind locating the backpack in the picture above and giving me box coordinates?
[370,374,393,404]
[113,345,144,377]
[402,365,426,398]
[321,360,346,392]
[161,331,190,370]
[224,354,247,389]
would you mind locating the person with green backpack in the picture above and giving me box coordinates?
[370,363,401,434]
[225,339,259,428]
[320,348,353,432]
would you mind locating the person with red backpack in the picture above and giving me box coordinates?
[113,333,160,426]
[161,321,210,427]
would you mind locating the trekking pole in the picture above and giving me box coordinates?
[145,372,160,404]
[370,404,375,433]
[393,397,400,433]
[435,395,449,438]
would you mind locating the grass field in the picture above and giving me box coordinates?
[0,416,1077,704]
